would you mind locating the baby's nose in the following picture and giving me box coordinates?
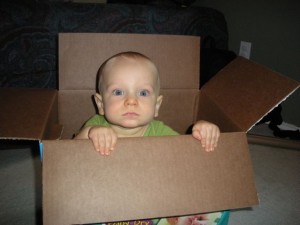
[125,95,138,106]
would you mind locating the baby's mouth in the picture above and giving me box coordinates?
[122,112,139,117]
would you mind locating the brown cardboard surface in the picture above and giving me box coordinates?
[157,89,199,134]
[59,33,200,90]
[58,33,299,136]
[43,133,258,225]
[58,33,201,137]
[197,92,241,133]
[2,33,299,224]
[58,90,96,139]
[202,57,300,132]
[1,34,298,140]
[0,88,61,140]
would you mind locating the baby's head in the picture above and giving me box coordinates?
[97,51,160,94]
[95,51,163,129]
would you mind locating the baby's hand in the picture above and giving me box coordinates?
[88,126,117,156]
[192,120,220,152]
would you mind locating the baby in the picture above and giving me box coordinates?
[75,51,220,155]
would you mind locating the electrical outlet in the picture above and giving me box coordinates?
[239,41,252,59]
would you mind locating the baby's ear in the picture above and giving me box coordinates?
[94,93,105,115]
[154,95,163,117]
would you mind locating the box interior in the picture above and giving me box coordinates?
[58,33,299,138]
[1,33,299,225]
[1,34,298,141]
[58,33,201,138]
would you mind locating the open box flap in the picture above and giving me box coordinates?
[59,33,200,91]
[43,133,258,225]
[201,57,300,132]
[0,88,62,140]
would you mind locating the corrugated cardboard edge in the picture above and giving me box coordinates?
[43,133,258,225]
[246,88,299,132]
[201,57,300,132]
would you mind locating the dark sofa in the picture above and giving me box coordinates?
[0,1,229,89]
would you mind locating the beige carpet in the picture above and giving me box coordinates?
[230,143,300,225]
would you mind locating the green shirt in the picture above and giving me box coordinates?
[84,114,179,136]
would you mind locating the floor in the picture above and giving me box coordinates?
[0,141,42,225]
[229,143,300,225]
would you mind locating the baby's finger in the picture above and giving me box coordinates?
[110,134,117,151]
[98,135,109,155]
[104,135,115,156]
[200,129,207,148]
[213,128,220,148]
[204,129,213,152]
[90,135,101,153]
[192,129,202,141]
[208,128,220,151]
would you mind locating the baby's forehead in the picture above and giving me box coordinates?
[103,58,158,79]
[98,54,160,92]
[110,57,153,70]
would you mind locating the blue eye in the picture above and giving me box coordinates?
[112,89,124,96]
[138,90,150,97]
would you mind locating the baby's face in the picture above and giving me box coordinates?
[98,60,162,129]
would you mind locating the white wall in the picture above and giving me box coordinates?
[194,0,300,126]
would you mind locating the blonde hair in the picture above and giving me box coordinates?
[96,51,160,94]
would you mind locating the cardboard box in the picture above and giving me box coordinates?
[0,33,299,225]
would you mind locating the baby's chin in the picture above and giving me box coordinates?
[109,123,149,138]
[119,123,149,130]
[111,119,151,128]
[112,122,149,132]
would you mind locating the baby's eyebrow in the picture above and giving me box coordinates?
[105,83,119,90]
[142,82,155,88]
[140,85,155,92]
